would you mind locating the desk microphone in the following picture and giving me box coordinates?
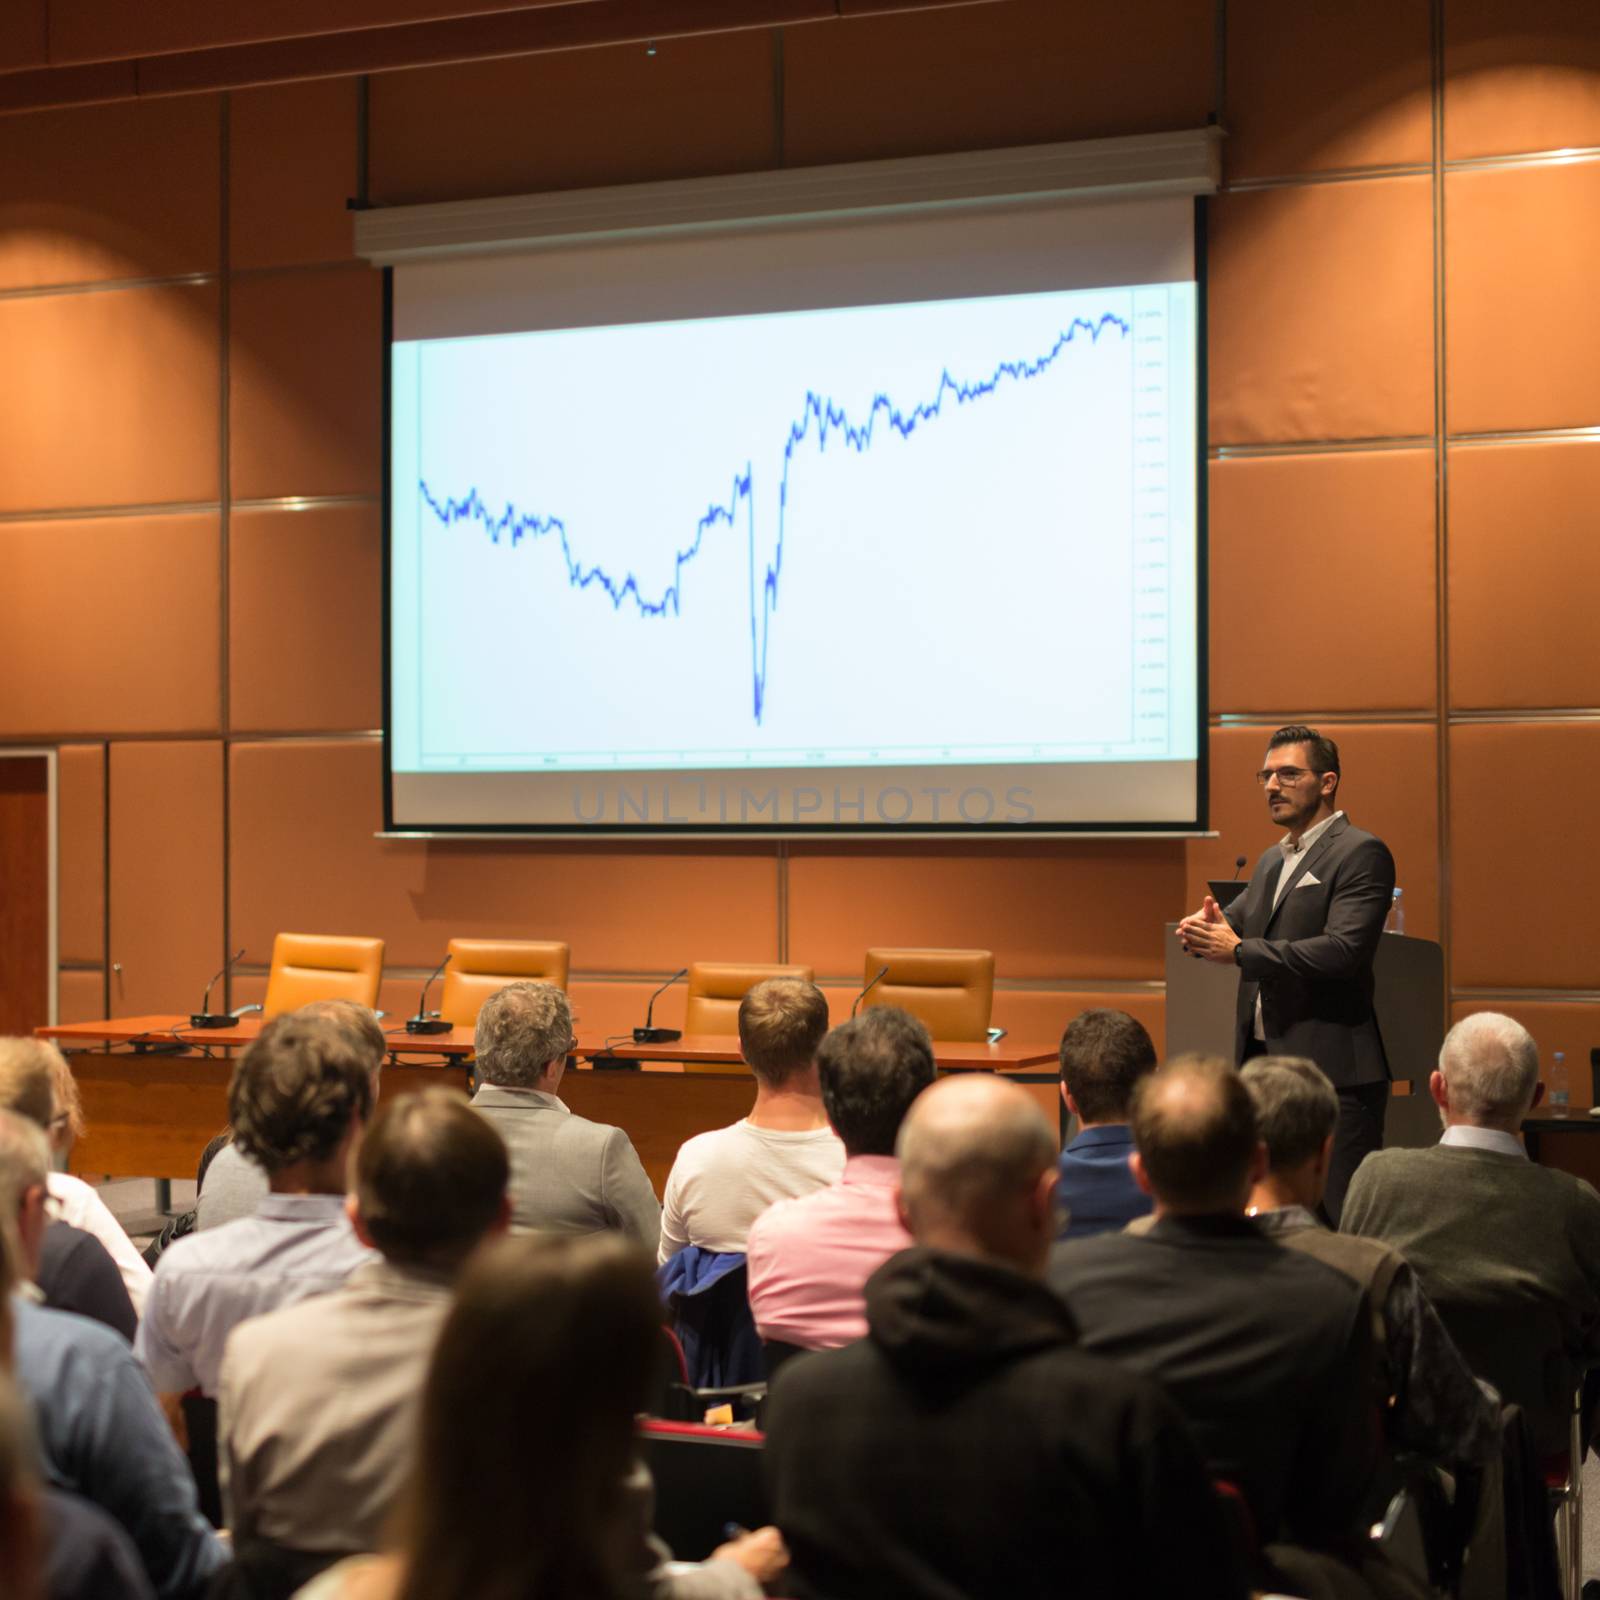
[634,968,688,1044]
[405,953,454,1035]
[1233,854,1248,880]
[852,966,890,1019]
[191,949,246,1029]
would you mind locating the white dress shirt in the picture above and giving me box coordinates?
[1439,1124,1527,1160]
[1253,809,1345,1042]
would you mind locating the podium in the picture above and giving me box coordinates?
[1163,927,1446,1151]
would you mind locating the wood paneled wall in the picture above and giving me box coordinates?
[3,0,1596,1082]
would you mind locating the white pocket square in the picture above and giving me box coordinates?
[1295,872,1322,889]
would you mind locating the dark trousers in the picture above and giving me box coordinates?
[1325,1080,1388,1227]
[1240,1039,1387,1227]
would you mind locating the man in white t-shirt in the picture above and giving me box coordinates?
[658,978,843,1266]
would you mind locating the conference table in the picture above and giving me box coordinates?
[38,1016,1060,1196]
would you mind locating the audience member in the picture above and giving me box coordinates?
[292,1234,781,1600]
[0,1208,154,1600]
[1,1110,224,1598]
[1342,1011,1600,1454]
[763,1074,1243,1600]
[136,1012,376,1407]
[745,1007,931,1351]
[659,978,841,1265]
[198,1000,385,1232]
[220,1088,510,1580]
[0,1038,137,1337]
[0,1365,42,1600]
[0,1039,151,1311]
[1049,1055,1378,1551]
[1055,1007,1158,1238]
[470,983,660,1250]
[1240,1056,1498,1471]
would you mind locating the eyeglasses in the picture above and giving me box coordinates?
[1254,766,1317,787]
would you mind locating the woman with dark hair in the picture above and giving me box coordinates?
[296,1233,666,1600]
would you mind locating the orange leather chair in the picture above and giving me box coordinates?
[860,948,995,1041]
[437,938,571,1028]
[683,962,816,1039]
[262,933,385,1020]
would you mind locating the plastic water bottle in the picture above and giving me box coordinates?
[1549,1051,1571,1119]
[1384,886,1404,934]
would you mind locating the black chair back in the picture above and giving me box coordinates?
[639,1420,767,1562]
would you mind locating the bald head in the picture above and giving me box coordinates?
[1435,1012,1539,1130]
[1130,1055,1261,1215]
[897,1075,1059,1274]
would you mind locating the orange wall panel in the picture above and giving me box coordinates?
[56,743,106,964]
[1446,161,1600,436]
[368,30,777,206]
[1449,722,1596,989]
[230,79,360,271]
[227,738,781,971]
[108,740,224,1015]
[1448,438,1600,710]
[47,0,575,63]
[783,0,1212,167]
[1208,177,1434,445]
[1449,998,1600,1109]
[0,282,220,512]
[0,96,220,291]
[57,967,107,1024]
[786,841,1188,983]
[1209,450,1437,713]
[0,513,221,736]
[0,2,47,72]
[229,266,383,500]
[1194,722,1439,942]
[1223,0,1432,180]
[229,504,381,733]
[1444,0,1600,160]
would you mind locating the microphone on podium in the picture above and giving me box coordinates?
[852,966,890,1019]
[1233,854,1248,880]
[634,968,688,1044]
[405,953,454,1035]
[191,949,246,1029]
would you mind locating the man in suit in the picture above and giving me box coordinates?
[764,1074,1244,1600]
[1177,723,1395,1223]
[1048,1055,1378,1555]
[470,981,661,1251]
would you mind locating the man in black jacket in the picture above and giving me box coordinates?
[1049,1055,1379,1555]
[763,1073,1243,1600]
[1177,723,1396,1222]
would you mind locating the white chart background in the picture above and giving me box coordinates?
[393,284,1185,774]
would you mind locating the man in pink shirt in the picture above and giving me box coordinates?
[746,1007,936,1354]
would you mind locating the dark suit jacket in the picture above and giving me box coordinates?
[1048,1214,1379,1547]
[1225,813,1395,1086]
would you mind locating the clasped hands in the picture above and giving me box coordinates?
[1176,895,1241,964]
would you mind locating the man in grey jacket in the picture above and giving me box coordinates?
[471,981,661,1251]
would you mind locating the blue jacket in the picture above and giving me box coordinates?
[1056,1125,1152,1241]
[657,1247,763,1388]
[13,1296,225,1599]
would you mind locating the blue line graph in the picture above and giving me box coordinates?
[418,311,1130,725]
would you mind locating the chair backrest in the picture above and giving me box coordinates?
[861,948,995,1041]
[1430,1297,1575,1459]
[261,933,385,1020]
[683,963,815,1037]
[638,1420,767,1562]
[437,938,571,1027]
